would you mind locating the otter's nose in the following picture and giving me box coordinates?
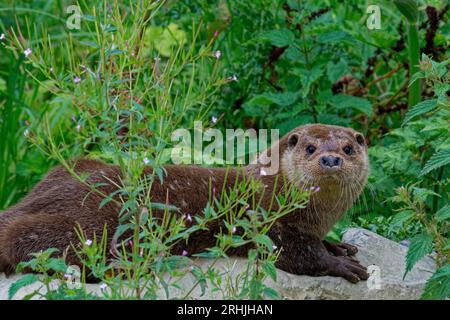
[320,155,342,168]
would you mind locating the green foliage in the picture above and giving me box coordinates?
[404,232,434,277]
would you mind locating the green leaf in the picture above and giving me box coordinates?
[262,260,277,282]
[257,29,295,47]
[421,265,450,300]
[327,60,348,83]
[254,234,273,251]
[391,210,414,228]
[435,205,450,222]
[8,274,39,299]
[263,287,280,299]
[420,148,450,176]
[404,233,434,278]
[402,99,438,126]
[44,258,68,273]
[394,0,419,23]
[316,31,353,44]
[330,94,372,116]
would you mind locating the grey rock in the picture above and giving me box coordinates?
[0,228,436,300]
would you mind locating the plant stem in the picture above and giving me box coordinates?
[407,22,420,107]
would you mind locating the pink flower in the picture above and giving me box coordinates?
[76,124,81,131]
[182,250,188,256]
[214,50,221,59]
[74,76,81,83]
[213,31,219,37]
[232,226,237,234]
[143,157,150,165]
[24,48,32,57]
[0,34,5,40]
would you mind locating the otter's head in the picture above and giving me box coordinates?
[280,124,369,191]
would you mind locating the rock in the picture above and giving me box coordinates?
[0,228,436,300]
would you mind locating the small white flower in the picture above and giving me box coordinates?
[0,34,5,40]
[76,124,81,131]
[186,214,192,223]
[74,76,81,84]
[143,157,150,165]
[24,48,32,57]
[100,283,108,290]
[260,168,267,176]
[211,116,218,124]
[85,239,93,246]
[23,128,30,137]
[232,226,237,234]
[228,74,238,82]
[272,245,278,251]
[50,67,54,72]
[214,50,221,59]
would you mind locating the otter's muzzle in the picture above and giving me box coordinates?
[320,155,342,169]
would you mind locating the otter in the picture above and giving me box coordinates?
[0,124,369,283]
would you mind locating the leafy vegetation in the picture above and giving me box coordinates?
[0,0,448,299]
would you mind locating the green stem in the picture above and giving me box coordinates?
[407,22,420,107]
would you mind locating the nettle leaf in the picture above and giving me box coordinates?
[404,232,434,278]
[44,258,68,273]
[412,187,440,202]
[8,274,39,299]
[245,91,299,108]
[330,94,372,116]
[402,99,438,126]
[421,265,450,300]
[316,31,353,44]
[327,60,348,83]
[257,29,295,47]
[420,148,450,176]
[435,205,450,222]
[390,210,414,228]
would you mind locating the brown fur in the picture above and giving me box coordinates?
[0,124,369,282]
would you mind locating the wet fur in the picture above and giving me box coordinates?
[0,124,369,283]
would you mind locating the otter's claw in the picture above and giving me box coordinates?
[323,240,358,257]
[328,256,369,283]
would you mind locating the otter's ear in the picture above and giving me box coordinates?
[287,133,300,148]
[355,133,365,146]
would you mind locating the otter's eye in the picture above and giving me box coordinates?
[306,145,316,155]
[343,145,353,155]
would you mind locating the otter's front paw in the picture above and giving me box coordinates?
[323,240,358,257]
[327,255,368,283]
